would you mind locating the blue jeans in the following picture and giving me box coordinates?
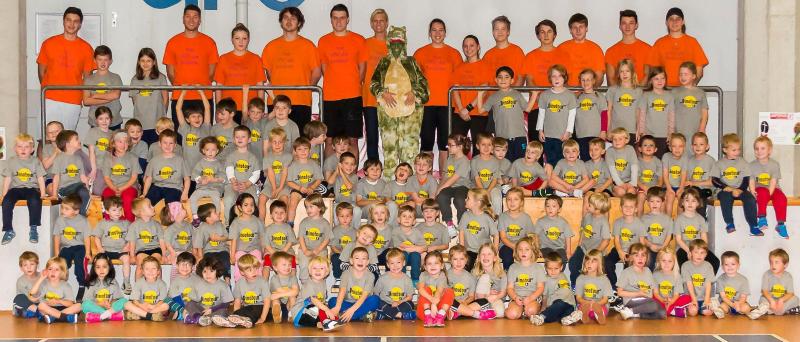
[404,252,422,281]
[541,299,575,323]
[506,137,527,162]
[59,245,87,287]
[543,137,564,167]
[717,190,758,228]
[328,295,380,320]
[58,182,90,216]
[2,188,42,231]
[331,253,344,279]
[568,247,586,286]
[364,106,380,160]
[146,185,182,207]
[575,136,596,162]
[500,245,515,271]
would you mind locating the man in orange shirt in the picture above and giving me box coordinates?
[362,9,389,161]
[523,20,568,142]
[483,16,525,86]
[605,10,652,86]
[261,6,321,134]
[318,4,367,158]
[647,7,709,87]
[37,7,95,130]
[559,13,605,87]
[163,4,219,128]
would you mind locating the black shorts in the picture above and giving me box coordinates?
[590,188,614,197]
[290,189,309,198]
[323,97,363,138]
[105,251,125,260]
[136,248,163,257]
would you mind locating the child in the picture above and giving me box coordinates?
[584,138,613,203]
[471,133,503,212]
[714,133,759,235]
[211,98,238,160]
[384,163,418,220]
[530,252,582,326]
[290,256,342,331]
[244,98,267,158]
[637,67,674,157]
[605,127,639,197]
[189,137,225,226]
[329,152,360,223]
[193,203,231,282]
[575,69,608,161]
[52,195,90,300]
[641,187,673,269]
[498,188,535,270]
[575,249,612,324]
[262,201,297,280]
[391,205,425,283]
[368,203,393,266]
[616,243,666,320]
[229,193,264,281]
[83,45,123,129]
[331,202,356,280]
[258,128,293,219]
[31,257,81,323]
[297,194,332,282]
[100,132,139,222]
[550,139,592,197]
[123,255,169,321]
[125,119,148,177]
[636,135,664,212]
[417,199,449,254]
[330,247,380,322]
[569,192,611,285]
[605,193,645,287]
[223,125,263,219]
[681,239,715,317]
[709,251,753,318]
[356,159,387,220]
[228,254,270,328]
[165,252,199,321]
[653,248,692,317]
[685,132,716,218]
[606,59,642,144]
[750,136,789,238]
[39,121,63,195]
[436,134,471,232]
[182,257,234,326]
[13,251,40,318]
[674,188,720,273]
[411,153,439,210]
[750,248,799,318]
[51,130,91,217]
[82,253,127,322]
[662,133,688,216]
[509,141,551,197]
[374,248,417,320]
[286,137,324,225]
[264,95,301,149]
[446,245,493,320]
[459,188,500,271]
[324,136,350,180]
[176,89,211,167]
[84,107,113,195]
[672,61,708,139]
[477,66,534,161]
[2,133,47,244]
[472,243,507,318]
[340,224,380,281]
[505,237,546,320]
[534,195,574,268]
[536,65,578,166]
[303,121,328,166]
[268,251,300,323]
[142,129,190,207]
[417,251,454,327]
[126,198,165,279]
[161,202,193,268]
[92,197,132,293]
[130,47,169,145]
[493,138,512,183]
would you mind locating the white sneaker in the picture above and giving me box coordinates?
[710,297,725,319]
[573,189,583,198]
[554,190,569,197]
[618,307,634,320]
[529,314,544,326]
[322,319,342,332]
[561,310,582,326]
[748,302,769,320]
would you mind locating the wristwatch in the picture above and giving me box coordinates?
[465,104,474,112]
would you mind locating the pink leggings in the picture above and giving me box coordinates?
[756,187,787,222]
[233,250,263,282]
[654,294,693,316]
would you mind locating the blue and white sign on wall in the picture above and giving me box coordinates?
[142,0,304,11]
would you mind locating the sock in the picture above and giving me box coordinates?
[100,310,113,320]
[633,313,640,318]
[471,311,481,319]
[424,309,431,316]
[145,313,153,321]
[778,221,785,225]
[437,309,446,316]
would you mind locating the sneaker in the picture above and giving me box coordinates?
[618,307,634,320]
[501,184,512,196]
[110,311,124,321]
[85,313,102,323]
[42,315,56,324]
[449,311,459,320]
[710,297,725,319]
[151,311,166,322]
[198,315,212,327]
[446,222,458,239]
[362,311,376,323]
[12,305,23,317]
[776,224,789,239]
[609,296,625,312]
[787,306,800,315]
[750,226,764,236]
[573,189,583,198]
[183,313,198,325]
[227,314,253,328]
[271,302,283,323]
[401,311,417,320]
[725,224,736,234]
[757,217,768,230]
[529,314,544,326]
[122,282,132,295]
[423,314,434,327]
[322,319,342,332]
[561,310,582,326]
[65,314,79,323]
[212,315,236,328]
[672,306,687,318]
[314,183,328,195]
[434,314,445,327]
[29,226,38,243]
[748,302,769,320]
[125,311,141,321]
[554,190,569,197]
[2,231,16,245]
[478,309,496,320]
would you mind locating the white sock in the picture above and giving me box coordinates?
[437,309,446,316]
[424,309,431,316]
[100,309,113,320]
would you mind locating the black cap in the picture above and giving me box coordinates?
[666,7,684,20]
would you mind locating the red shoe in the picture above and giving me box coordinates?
[423,314,434,327]
[434,314,445,327]
[85,313,101,323]
[110,311,124,321]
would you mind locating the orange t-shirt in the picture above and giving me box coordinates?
[214,51,266,110]
[523,47,570,86]
[162,32,219,100]
[362,37,388,107]
[37,35,95,105]
[558,39,605,86]
[482,43,525,82]
[605,39,652,84]
[648,34,709,87]
[317,31,367,101]
[451,60,491,116]
[261,35,320,106]
[413,44,463,106]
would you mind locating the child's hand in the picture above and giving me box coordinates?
[538,131,545,143]
[599,131,607,141]
[341,307,356,322]
[732,188,742,197]
[203,308,212,316]
[391,301,400,307]
[180,193,188,202]
[560,132,570,141]
[514,297,524,306]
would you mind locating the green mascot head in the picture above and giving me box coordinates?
[387,26,407,58]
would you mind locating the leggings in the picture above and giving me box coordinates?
[102,186,138,222]
[327,295,380,321]
[416,287,455,320]
[541,299,575,323]
[624,297,666,319]
[437,186,468,222]
[653,294,692,317]
[184,301,229,320]
[755,187,787,222]
[82,298,128,313]
[716,190,757,229]
[377,299,415,319]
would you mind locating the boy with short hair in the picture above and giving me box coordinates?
[189,137,225,226]
[356,159,388,220]
[550,139,592,198]
[530,252,582,326]
[83,107,113,195]
[534,195,574,267]
[493,138,512,183]
[661,133,688,216]
[264,95,301,150]
[176,89,212,168]
[262,200,297,280]
[411,153,439,209]
[2,133,47,244]
[640,187,672,269]
[51,130,90,216]
[584,138,613,209]
[52,195,91,300]
[606,127,639,197]
[142,129,190,206]
[509,141,551,197]
[331,202,357,280]
[165,252,199,320]
[636,135,664,214]
[681,239,714,317]
[125,119,148,178]
[286,137,324,225]
[268,251,300,323]
[384,163,418,221]
[749,248,799,318]
[230,254,271,327]
[324,136,351,180]
[91,196,133,293]
[713,133,759,235]
[223,125,262,219]
[328,152,361,223]
[83,45,123,129]
[303,121,328,163]
[709,251,753,318]
[13,251,40,318]
[212,97,239,160]
[244,97,267,158]
[258,128,293,219]
[478,66,535,161]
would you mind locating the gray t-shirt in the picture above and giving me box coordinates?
[357,178,386,202]
[233,277,271,307]
[53,215,89,248]
[102,152,140,188]
[662,153,688,188]
[538,89,578,139]
[606,145,638,184]
[169,274,200,300]
[192,158,225,194]
[641,213,673,245]
[544,273,576,306]
[193,222,228,254]
[391,226,425,248]
[40,143,58,177]
[332,225,356,252]
[263,223,297,253]
[372,225,393,255]
[760,271,799,307]
[126,219,162,252]
[144,154,188,190]
[39,281,74,302]
[286,159,323,188]
[507,262,547,298]
[586,158,610,187]
[498,212,535,244]
[131,278,168,304]
[575,92,608,138]
[637,157,662,188]
[553,159,587,186]
[673,213,708,242]
[410,176,438,201]
[579,213,611,252]
[83,128,112,161]
[606,85,642,132]
[470,156,502,188]
[672,86,708,139]
[447,269,477,302]
[92,219,130,253]
[269,274,300,304]
[225,149,262,184]
[575,274,613,302]
[16,275,36,296]
[148,142,184,161]
[130,141,148,161]
[499,158,512,179]
[485,89,527,139]
[687,154,718,189]
[192,280,234,308]
[211,124,235,158]
[178,123,211,168]
[612,217,645,252]
[3,156,46,189]
[341,243,379,264]
[749,159,781,189]
[618,266,655,304]
[419,271,449,295]
[333,173,359,203]
[290,278,327,317]
[129,73,168,130]
[85,71,124,127]
[681,260,715,298]
[444,155,471,188]
[52,152,85,189]
[653,270,685,298]
[261,151,293,195]
[245,120,267,158]
[717,273,750,302]
[374,273,415,303]
[716,157,750,188]
[85,279,123,304]
[383,181,415,206]
[535,215,574,250]
[164,221,193,253]
[416,222,448,247]
[323,154,339,175]
[341,269,375,302]
[638,91,675,137]
[264,119,300,146]
[298,217,332,254]
[509,159,547,187]
[229,216,264,252]
[458,211,498,252]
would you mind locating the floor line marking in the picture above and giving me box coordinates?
[1,334,778,340]
[712,336,728,342]
[770,334,789,342]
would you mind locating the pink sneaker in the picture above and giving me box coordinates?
[110,311,125,321]
[435,314,445,327]
[85,313,102,323]
[449,311,459,320]
[478,309,497,320]
[423,314,434,327]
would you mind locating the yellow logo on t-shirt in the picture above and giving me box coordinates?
[394,192,408,204]
[582,224,594,239]
[16,168,32,182]
[216,136,228,149]
[66,164,80,178]
[516,274,531,288]
[316,292,325,302]
[250,129,261,143]
[722,167,739,180]
[648,223,664,237]
[620,228,634,242]
[547,99,564,113]
[771,284,786,299]
[423,232,435,246]
[201,167,215,178]
[500,96,516,109]
[591,169,600,181]
[177,231,190,245]
[63,226,77,240]
[272,160,284,174]
[139,230,154,244]
[757,173,771,186]
[641,169,655,184]
[186,133,199,147]
[306,227,322,241]
[209,239,219,247]
[724,286,737,300]
[580,98,594,111]
[297,170,313,184]
[44,291,61,301]
[373,235,386,249]
[453,283,467,298]
[271,232,287,246]
[564,170,578,184]
[108,226,123,240]
[96,288,111,303]
[637,281,651,293]
[659,280,674,297]
[669,165,681,179]
[96,82,108,94]
[682,95,698,109]
[340,184,352,197]
[243,291,259,305]
[446,165,455,178]
[467,221,482,235]
[182,288,192,303]
[311,152,320,161]
[390,286,405,301]
[479,169,493,183]
[158,166,175,180]
[340,235,352,247]
[546,226,562,241]
[367,191,378,200]
[683,225,699,240]
[691,166,705,181]
[652,98,667,112]
[507,224,522,237]
[520,171,534,184]
[143,290,159,304]
[111,164,127,177]
[96,138,110,152]
[239,228,255,242]
[584,283,600,299]
[558,279,570,289]
[691,274,706,288]
[201,292,217,306]
[350,285,364,300]
[619,93,634,107]
[614,159,628,172]
[235,160,250,173]
[418,190,429,199]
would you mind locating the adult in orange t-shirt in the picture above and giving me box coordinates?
[163,5,219,128]
[414,19,463,171]
[214,24,266,123]
[362,9,389,161]
[605,10,652,86]
[559,13,605,87]
[647,7,709,87]
[318,4,367,157]
[37,7,95,130]
[483,16,525,86]
[523,19,569,141]
[451,35,491,155]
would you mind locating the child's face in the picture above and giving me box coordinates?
[160,137,176,154]
[294,145,310,160]
[632,250,647,268]
[588,143,605,160]
[177,261,193,276]
[465,193,480,211]
[187,113,203,127]
[722,257,739,275]
[45,124,62,143]
[395,166,411,182]
[647,196,663,212]
[242,266,259,280]
[478,138,493,156]
[387,256,405,273]
[580,73,595,92]
[447,139,464,156]
[340,157,356,175]
[248,106,264,122]
[127,125,143,143]
[690,247,707,263]
[414,159,431,176]
[201,267,217,282]
[333,140,349,154]
[138,55,154,71]
[506,193,522,211]
[274,259,292,276]
[424,257,442,274]
[143,262,159,281]
[611,133,627,148]
[95,54,112,71]
[357,229,376,246]
[619,65,632,82]
[770,256,786,274]
[46,264,62,281]
[60,204,79,218]
[564,146,579,161]
[113,137,129,154]
[638,139,656,157]
[682,195,698,212]
[337,209,353,227]
[270,136,285,153]
[205,209,220,224]
[107,205,123,221]
[234,130,250,148]
[422,208,438,223]
[67,136,82,151]
[495,71,513,89]
[20,260,37,276]
[215,109,233,124]
[545,261,562,277]
[493,145,508,159]
[525,148,542,162]
[94,259,110,279]
[350,251,369,270]
[371,207,387,224]
[273,102,291,120]
[137,202,156,219]
[678,67,696,86]
[621,200,636,217]
[309,262,328,281]
[450,252,467,271]
[516,242,533,262]
[658,254,674,272]
[96,114,111,129]
[201,142,219,159]
[754,141,771,160]
[304,203,321,217]
[669,138,685,158]
[398,210,415,227]
[650,73,666,90]
[549,70,565,88]
[723,142,741,159]
[584,257,598,274]
[365,165,382,181]
[270,207,287,223]
[692,136,709,155]
[239,198,255,216]
[479,247,496,267]
[544,199,560,216]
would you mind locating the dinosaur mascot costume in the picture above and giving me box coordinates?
[370,26,429,179]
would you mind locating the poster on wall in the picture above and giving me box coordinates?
[35,13,102,54]
[758,112,800,145]
[0,127,5,160]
